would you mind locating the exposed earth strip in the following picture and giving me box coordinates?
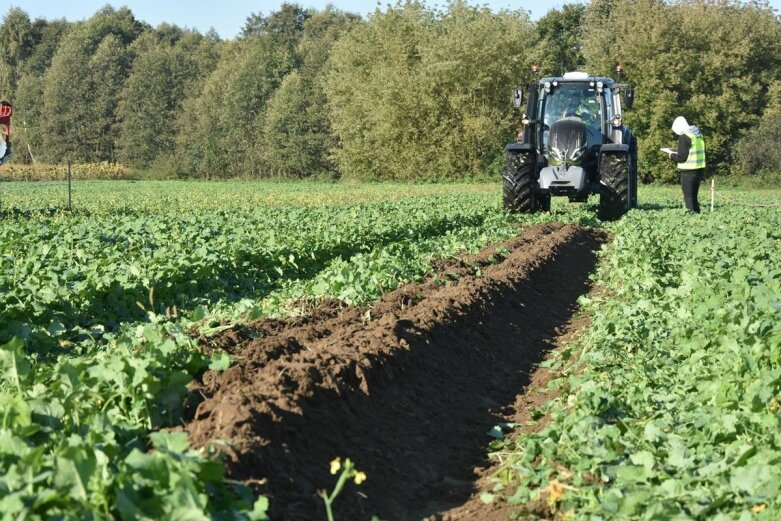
[183,223,606,520]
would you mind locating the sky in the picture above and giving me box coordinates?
[6,1,781,39]
[6,1,579,39]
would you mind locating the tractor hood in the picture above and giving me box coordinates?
[547,117,588,165]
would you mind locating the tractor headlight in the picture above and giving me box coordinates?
[521,113,530,126]
[548,147,563,165]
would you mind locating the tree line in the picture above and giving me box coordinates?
[1,0,780,182]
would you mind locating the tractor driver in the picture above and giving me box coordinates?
[561,89,596,124]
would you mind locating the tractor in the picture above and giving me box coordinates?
[503,68,638,220]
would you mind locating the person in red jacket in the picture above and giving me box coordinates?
[0,100,12,165]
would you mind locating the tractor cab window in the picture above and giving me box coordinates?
[540,84,602,148]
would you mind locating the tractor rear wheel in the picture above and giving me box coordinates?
[503,151,535,213]
[598,153,630,221]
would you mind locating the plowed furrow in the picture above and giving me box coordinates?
[184,223,606,520]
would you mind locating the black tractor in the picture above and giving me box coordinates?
[503,69,638,220]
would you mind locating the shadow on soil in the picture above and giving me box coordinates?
[184,225,605,521]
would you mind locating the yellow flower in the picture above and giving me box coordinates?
[544,479,567,506]
[353,471,367,485]
[330,458,341,475]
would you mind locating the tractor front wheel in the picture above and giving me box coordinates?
[503,151,535,213]
[598,152,630,221]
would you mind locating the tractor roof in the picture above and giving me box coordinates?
[539,72,617,86]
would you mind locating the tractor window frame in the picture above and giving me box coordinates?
[602,89,613,136]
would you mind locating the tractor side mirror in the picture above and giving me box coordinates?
[623,85,635,109]
[512,87,523,109]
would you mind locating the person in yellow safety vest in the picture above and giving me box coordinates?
[665,115,706,213]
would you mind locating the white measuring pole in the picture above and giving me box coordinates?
[710,178,715,212]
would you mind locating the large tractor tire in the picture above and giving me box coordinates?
[598,152,630,221]
[503,151,535,213]
[629,137,638,209]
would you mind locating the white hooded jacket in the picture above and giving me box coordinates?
[670,116,703,166]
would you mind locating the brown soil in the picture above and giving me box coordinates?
[436,311,592,521]
[183,223,606,521]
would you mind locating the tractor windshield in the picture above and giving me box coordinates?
[539,83,602,149]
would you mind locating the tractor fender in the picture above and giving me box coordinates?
[505,142,534,153]
[600,143,630,155]
[620,126,635,148]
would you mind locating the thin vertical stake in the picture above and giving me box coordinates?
[710,178,715,213]
[68,160,72,211]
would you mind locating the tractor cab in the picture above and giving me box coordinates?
[530,72,632,187]
[505,69,638,220]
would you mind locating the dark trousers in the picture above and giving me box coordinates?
[679,169,703,213]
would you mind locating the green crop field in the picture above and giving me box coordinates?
[0,180,779,520]
[487,192,781,519]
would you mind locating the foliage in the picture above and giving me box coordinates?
[174,38,295,178]
[87,34,132,161]
[0,326,269,520]
[117,31,217,168]
[1,181,779,519]
[530,4,585,75]
[4,2,781,180]
[326,1,536,181]
[40,7,144,163]
[582,0,781,182]
[175,7,356,179]
[242,3,311,44]
[735,114,781,177]
[0,181,555,350]
[259,8,358,177]
[0,161,130,180]
[0,7,34,93]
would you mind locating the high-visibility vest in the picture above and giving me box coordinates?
[678,131,706,170]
